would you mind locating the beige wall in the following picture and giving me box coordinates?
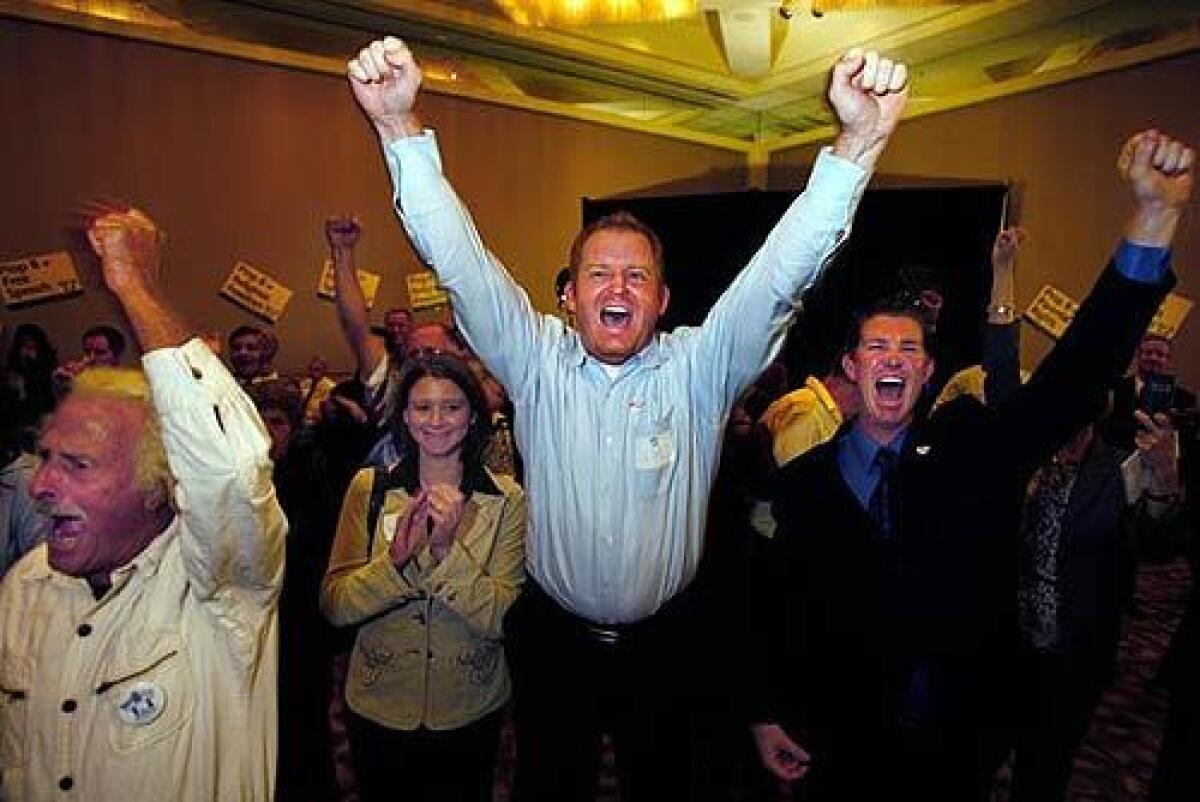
[4,17,1198,389]
[0,18,745,373]
[771,51,1200,389]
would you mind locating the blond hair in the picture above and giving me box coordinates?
[67,367,175,511]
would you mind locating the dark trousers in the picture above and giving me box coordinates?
[508,582,696,802]
[1011,647,1112,802]
[347,709,502,802]
[1149,695,1200,801]
[791,718,995,802]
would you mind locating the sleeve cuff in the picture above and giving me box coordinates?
[141,337,234,409]
[1114,240,1171,284]
[384,130,448,217]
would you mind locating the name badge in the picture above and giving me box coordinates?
[116,681,166,726]
[635,432,674,470]
[381,512,399,544]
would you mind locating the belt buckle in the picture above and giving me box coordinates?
[587,623,621,645]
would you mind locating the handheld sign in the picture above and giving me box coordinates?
[406,270,449,310]
[317,260,381,308]
[220,261,292,323]
[1,252,83,307]
[1026,283,1192,340]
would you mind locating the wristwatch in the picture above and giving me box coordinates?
[987,303,1017,324]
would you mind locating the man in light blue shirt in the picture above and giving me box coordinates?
[347,37,909,801]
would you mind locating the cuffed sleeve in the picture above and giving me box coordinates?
[383,132,544,401]
[692,148,870,411]
[142,339,286,659]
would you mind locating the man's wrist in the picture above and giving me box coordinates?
[374,112,424,143]
[987,303,1017,324]
[1125,204,1182,248]
[832,130,885,169]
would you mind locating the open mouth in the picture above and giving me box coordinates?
[875,376,906,405]
[48,514,86,549]
[600,304,632,328]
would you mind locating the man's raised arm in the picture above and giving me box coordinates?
[693,50,909,404]
[85,204,189,351]
[347,37,549,395]
[345,37,547,393]
[85,205,285,607]
[326,216,387,378]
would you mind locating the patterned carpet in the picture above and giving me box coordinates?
[326,557,1193,802]
[1066,557,1192,802]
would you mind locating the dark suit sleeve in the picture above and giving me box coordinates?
[743,460,823,732]
[986,262,1173,477]
[982,321,1021,408]
[1176,385,1197,411]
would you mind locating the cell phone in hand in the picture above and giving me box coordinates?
[1140,373,1176,417]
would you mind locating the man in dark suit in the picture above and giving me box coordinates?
[1102,333,1196,454]
[748,128,1194,802]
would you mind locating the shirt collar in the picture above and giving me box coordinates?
[389,455,503,498]
[846,421,908,470]
[27,518,178,591]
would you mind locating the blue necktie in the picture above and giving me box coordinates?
[869,448,901,540]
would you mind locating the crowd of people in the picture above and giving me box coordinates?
[0,34,1196,802]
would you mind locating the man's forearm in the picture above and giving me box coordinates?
[332,248,369,339]
[115,283,191,352]
[385,133,539,391]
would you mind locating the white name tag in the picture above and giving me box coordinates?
[635,432,674,470]
[380,512,399,544]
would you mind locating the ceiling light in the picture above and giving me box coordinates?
[495,0,700,27]
[811,0,989,10]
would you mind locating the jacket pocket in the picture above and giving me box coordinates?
[98,636,194,754]
[633,412,676,499]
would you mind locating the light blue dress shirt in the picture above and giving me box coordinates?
[383,132,869,623]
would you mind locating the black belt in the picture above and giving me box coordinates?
[526,581,697,647]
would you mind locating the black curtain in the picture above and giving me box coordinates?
[583,183,1008,391]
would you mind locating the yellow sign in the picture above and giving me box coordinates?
[219,261,292,322]
[1024,284,1078,340]
[406,270,449,310]
[1147,293,1193,339]
[1,251,82,307]
[316,260,381,309]
[1025,283,1193,341]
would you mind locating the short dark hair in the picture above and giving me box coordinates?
[404,322,468,359]
[568,211,664,283]
[843,293,938,359]
[228,324,278,361]
[390,352,492,470]
[247,379,303,430]
[82,324,126,359]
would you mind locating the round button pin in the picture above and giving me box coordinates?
[115,681,166,726]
